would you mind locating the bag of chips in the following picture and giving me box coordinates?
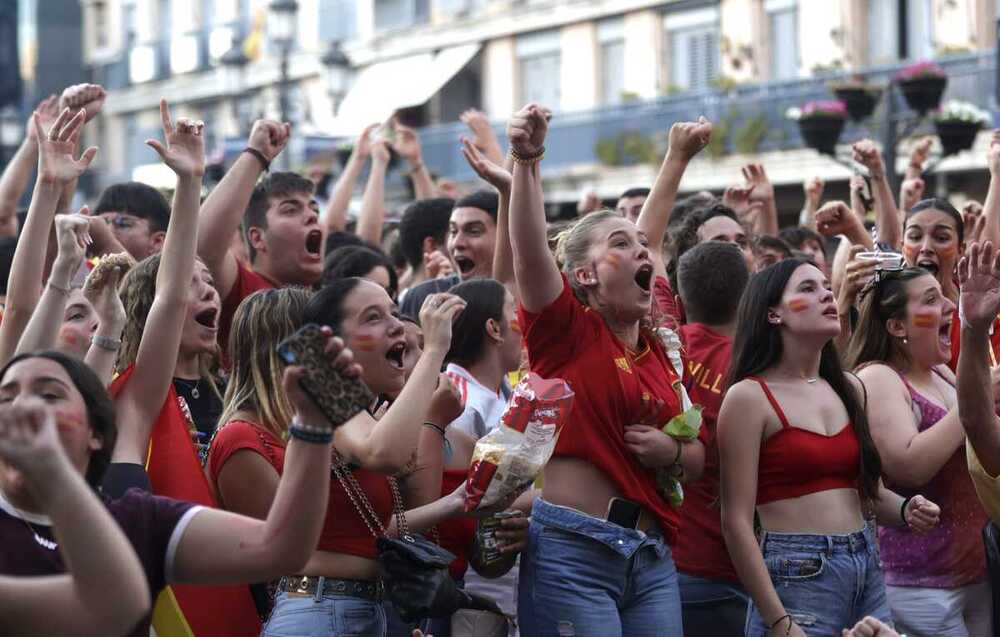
[464,373,574,512]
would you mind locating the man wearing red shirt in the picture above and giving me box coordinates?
[197,120,324,348]
[673,241,750,636]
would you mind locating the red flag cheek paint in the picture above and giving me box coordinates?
[353,334,378,352]
[787,298,810,313]
[912,312,938,329]
[58,326,79,347]
[604,254,620,269]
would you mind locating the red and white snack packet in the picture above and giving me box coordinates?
[464,373,574,512]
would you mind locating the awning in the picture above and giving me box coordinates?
[331,43,481,137]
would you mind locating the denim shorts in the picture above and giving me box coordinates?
[262,590,386,637]
[745,524,892,637]
[518,498,682,637]
[678,572,747,637]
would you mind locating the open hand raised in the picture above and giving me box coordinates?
[145,99,205,178]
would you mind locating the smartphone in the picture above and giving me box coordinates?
[277,323,375,429]
[606,497,642,529]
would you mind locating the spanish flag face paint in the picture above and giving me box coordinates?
[912,312,938,329]
[604,254,621,269]
[353,334,378,352]
[787,298,810,313]
[509,319,522,335]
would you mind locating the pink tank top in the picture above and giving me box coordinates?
[878,369,987,588]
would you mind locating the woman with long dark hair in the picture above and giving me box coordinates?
[718,259,940,637]
[847,268,991,636]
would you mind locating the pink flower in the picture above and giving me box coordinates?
[896,60,946,82]
[801,100,848,118]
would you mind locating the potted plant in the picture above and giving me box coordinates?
[789,100,847,156]
[830,79,882,122]
[934,100,990,156]
[896,60,947,114]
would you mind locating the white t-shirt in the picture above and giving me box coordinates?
[445,363,519,632]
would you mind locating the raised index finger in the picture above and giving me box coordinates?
[159,99,174,137]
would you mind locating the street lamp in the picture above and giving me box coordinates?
[321,40,351,113]
[268,0,298,170]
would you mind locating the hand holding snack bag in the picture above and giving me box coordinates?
[655,327,703,507]
[464,373,574,512]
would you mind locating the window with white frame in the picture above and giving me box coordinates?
[869,0,935,63]
[664,7,719,92]
[767,0,798,80]
[517,30,561,110]
[598,18,625,105]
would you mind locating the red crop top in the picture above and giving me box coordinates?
[752,378,860,505]
[207,419,393,559]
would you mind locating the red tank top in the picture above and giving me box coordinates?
[752,378,860,505]
[436,469,476,579]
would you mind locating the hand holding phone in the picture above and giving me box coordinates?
[277,324,374,429]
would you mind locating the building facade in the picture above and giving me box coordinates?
[80,0,1000,208]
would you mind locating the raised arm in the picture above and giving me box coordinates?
[334,294,465,473]
[854,140,901,251]
[172,332,362,584]
[857,364,965,487]
[398,376,464,509]
[356,139,391,245]
[113,101,205,464]
[507,104,563,312]
[394,123,436,201]
[460,138,514,292]
[15,214,90,355]
[461,109,505,166]
[743,164,778,237]
[982,131,1000,248]
[0,109,97,366]
[957,241,1000,476]
[636,118,712,280]
[324,123,378,235]
[798,176,824,229]
[0,400,149,637]
[82,256,129,385]
[0,96,59,238]
[197,119,289,300]
[53,84,107,221]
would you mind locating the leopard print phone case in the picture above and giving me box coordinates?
[277,323,375,428]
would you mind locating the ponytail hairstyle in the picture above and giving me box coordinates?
[845,267,929,371]
[728,259,882,503]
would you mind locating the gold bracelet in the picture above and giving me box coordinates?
[509,146,545,165]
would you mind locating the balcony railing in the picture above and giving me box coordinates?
[418,51,997,182]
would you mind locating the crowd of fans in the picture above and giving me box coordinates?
[1,81,1000,637]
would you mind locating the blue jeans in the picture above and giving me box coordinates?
[518,498,682,637]
[262,590,386,636]
[745,524,892,637]
[678,572,747,637]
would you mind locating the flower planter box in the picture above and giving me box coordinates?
[935,120,980,156]
[898,76,947,114]
[832,86,882,122]
[798,117,845,156]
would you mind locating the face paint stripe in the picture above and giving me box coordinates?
[788,299,809,312]
[912,313,938,328]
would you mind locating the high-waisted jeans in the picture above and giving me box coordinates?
[745,524,891,637]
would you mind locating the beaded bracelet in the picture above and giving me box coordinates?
[509,146,545,165]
